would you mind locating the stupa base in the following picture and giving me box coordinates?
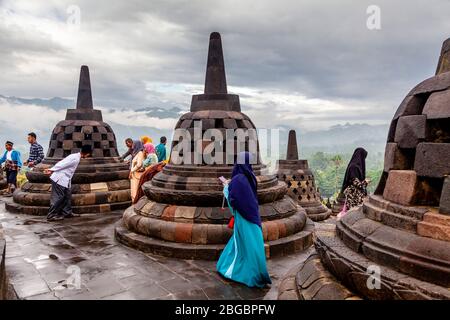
[115,218,314,260]
[311,229,450,300]
[114,197,315,260]
[303,203,332,222]
[285,198,450,300]
[5,200,131,215]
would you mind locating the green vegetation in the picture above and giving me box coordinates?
[307,151,383,199]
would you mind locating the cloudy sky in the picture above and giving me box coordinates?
[1,0,449,134]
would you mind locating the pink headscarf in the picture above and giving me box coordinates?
[144,143,156,154]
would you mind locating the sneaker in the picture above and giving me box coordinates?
[64,213,76,218]
[47,215,64,221]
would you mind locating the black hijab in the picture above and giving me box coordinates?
[341,147,368,191]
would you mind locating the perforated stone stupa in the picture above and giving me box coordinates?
[115,32,314,260]
[291,38,450,300]
[6,66,131,215]
[277,130,331,221]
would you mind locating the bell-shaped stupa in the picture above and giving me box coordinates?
[6,66,131,215]
[277,130,331,221]
[115,32,314,260]
[287,38,450,300]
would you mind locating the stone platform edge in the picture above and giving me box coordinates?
[0,207,17,300]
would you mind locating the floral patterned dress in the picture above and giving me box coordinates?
[343,178,368,208]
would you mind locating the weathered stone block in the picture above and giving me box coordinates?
[201,118,215,130]
[383,170,419,205]
[65,126,75,134]
[92,133,102,141]
[223,119,237,129]
[417,221,450,241]
[191,224,208,244]
[62,140,73,150]
[384,143,411,172]
[439,177,450,215]
[81,126,93,134]
[72,132,84,141]
[414,143,450,178]
[393,95,427,119]
[92,149,103,158]
[422,89,450,119]
[206,224,223,244]
[394,115,426,148]
[160,222,176,241]
[53,149,64,158]
[174,223,193,243]
[265,221,279,241]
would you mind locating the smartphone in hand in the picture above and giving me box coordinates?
[218,176,227,185]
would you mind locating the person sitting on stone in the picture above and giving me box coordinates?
[44,145,92,221]
[155,136,167,162]
[0,141,22,196]
[24,132,45,168]
[341,147,370,209]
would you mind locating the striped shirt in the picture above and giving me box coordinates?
[27,142,45,165]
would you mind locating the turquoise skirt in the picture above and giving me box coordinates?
[216,186,271,288]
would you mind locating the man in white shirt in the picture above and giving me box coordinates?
[44,145,92,221]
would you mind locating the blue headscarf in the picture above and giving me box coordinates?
[228,152,261,227]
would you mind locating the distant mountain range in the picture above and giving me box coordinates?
[0,95,388,158]
[0,94,74,110]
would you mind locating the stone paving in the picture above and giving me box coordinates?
[0,197,323,300]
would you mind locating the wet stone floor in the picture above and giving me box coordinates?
[0,197,331,300]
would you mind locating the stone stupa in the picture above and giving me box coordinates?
[115,32,314,260]
[282,38,450,300]
[0,167,6,190]
[277,130,331,221]
[6,66,131,215]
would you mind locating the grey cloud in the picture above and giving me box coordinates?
[0,0,449,128]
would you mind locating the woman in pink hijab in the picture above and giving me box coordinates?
[143,143,158,168]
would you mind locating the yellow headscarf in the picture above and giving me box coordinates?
[140,136,152,144]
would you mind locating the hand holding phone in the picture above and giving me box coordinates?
[218,176,227,185]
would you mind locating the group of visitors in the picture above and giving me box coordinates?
[0,130,369,289]
[118,136,168,202]
[0,133,44,196]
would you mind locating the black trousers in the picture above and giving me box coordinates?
[47,181,73,218]
[6,169,18,186]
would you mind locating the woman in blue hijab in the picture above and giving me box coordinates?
[216,152,271,288]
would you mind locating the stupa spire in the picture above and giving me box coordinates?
[204,32,227,94]
[436,38,450,75]
[286,130,299,160]
[76,65,93,109]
